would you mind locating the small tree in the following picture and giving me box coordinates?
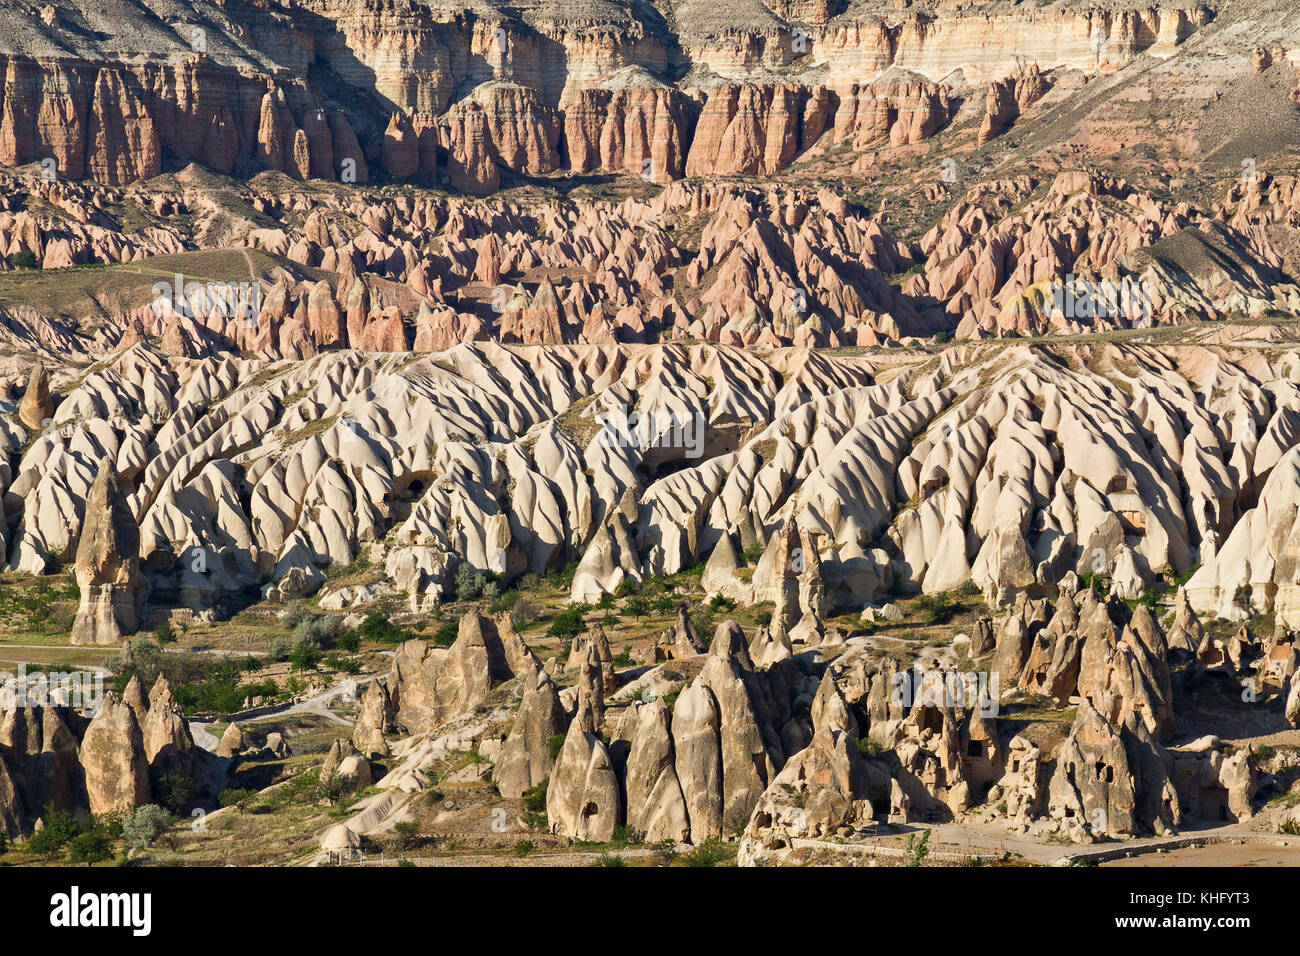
[391,820,421,851]
[547,605,589,639]
[357,612,405,644]
[455,564,486,601]
[906,829,931,867]
[27,807,80,857]
[122,805,172,850]
[289,639,322,671]
[68,832,113,866]
[152,769,197,814]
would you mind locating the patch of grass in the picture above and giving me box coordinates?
[682,836,732,867]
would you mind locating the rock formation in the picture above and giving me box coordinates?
[389,613,515,735]
[70,460,142,645]
[495,671,566,799]
[79,693,150,815]
[546,692,621,841]
[17,361,51,429]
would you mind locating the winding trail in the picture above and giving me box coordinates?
[188,675,372,752]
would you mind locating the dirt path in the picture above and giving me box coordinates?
[926,818,1280,865]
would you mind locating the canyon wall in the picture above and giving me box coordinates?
[0,1,1214,189]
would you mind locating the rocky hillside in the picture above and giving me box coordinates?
[4,330,1298,860]
[0,0,1291,347]
[8,336,1300,635]
[0,0,1296,872]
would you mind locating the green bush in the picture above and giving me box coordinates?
[857,737,884,757]
[547,735,567,762]
[27,808,81,857]
[488,589,519,615]
[708,594,736,612]
[324,652,361,674]
[430,621,458,647]
[315,771,351,804]
[547,561,580,590]
[613,825,643,845]
[391,820,421,850]
[522,779,548,813]
[293,614,342,650]
[282,606,315,629]
[915,592,959,625]
[9,250,37,269]
[906,829,931,867]
[289,639,322,672]
[217,789,256,813]
[151,769,198,814]
[357,612,407,644]
[690,607,715,636]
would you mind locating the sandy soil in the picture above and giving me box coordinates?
[1104,844,1300,867]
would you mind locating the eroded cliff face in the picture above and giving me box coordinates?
[0,0,1219,188]
[804,6,1212,89]
[0,54,368,186]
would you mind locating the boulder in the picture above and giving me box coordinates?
[216,721,245,758]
